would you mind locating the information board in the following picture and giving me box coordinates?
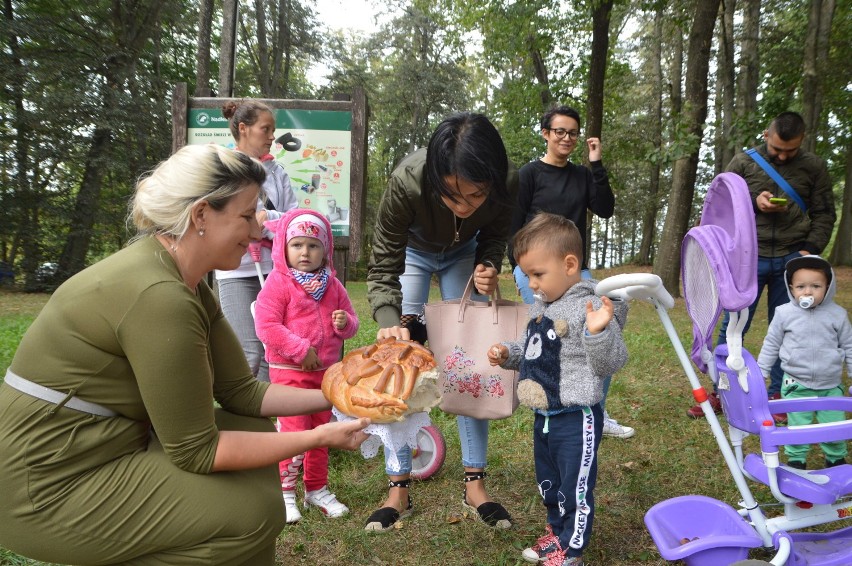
[186,108,353,237]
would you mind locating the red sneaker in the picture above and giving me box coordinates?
[686,392,722,419]
[768,392,787,424]
[522,525,559,563]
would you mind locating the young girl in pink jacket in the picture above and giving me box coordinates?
[254,208,359,523]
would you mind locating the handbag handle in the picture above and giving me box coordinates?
[458,274,503,324]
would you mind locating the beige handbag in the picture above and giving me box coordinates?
[424,275,529,420]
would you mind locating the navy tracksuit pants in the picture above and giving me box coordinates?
[533,404,604,558]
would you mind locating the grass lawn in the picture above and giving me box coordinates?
[1,266,850,565]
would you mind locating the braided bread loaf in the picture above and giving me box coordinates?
[321,337,441,423]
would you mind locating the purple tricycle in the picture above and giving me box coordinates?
[596,173,852,565]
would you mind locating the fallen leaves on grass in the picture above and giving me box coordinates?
[446,511,474,524]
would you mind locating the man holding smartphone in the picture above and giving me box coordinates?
[686,111,837,420]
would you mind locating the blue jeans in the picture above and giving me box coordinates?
[217,276,269,383]
[386,240,490,474]
[513,266,613,413]
[513,264,538,305]
[716,252,798,396]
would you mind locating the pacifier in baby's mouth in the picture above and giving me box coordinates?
[533,291,549,303]
[798,296,815,309]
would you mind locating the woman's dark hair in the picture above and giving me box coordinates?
[222,99,274,141]
[425,112,509,203]
[540,105,582,130]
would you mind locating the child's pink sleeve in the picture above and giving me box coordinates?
[334,281,359,339]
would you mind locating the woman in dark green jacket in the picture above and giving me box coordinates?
[365,112,518,531]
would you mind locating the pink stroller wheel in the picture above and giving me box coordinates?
[410,425,446,480]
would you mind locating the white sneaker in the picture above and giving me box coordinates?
[304,486,349,518]
[283,491,302,523]
[602,416,635,439]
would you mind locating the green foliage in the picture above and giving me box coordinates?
[1,0,849,291]
[0,0,198,287]
[320,2,474,247]
[451,0,591,167]
[234,1,323,98]
[819,0,852,184]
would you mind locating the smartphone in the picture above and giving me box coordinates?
[769,197,788,205]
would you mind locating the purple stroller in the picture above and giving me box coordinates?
[596,173,852,565]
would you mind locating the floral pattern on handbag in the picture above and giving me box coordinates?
[441,346,508,399]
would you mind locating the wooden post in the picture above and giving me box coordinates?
[171,83,188,154]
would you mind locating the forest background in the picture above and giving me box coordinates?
[0,0,850,295]
[1,1,851,565]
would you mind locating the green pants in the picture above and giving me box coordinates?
[0,385,285,566]
[781,376,848,464]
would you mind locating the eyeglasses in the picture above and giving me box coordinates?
[547,128,580,140]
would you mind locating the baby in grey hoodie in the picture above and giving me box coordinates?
[757,255,852,468]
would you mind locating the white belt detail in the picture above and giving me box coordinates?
[3,369,118,417]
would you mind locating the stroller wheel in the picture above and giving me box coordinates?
[410,425,446,480]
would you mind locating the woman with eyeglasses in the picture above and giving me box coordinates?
[365,112,518,532]
[508,105,635,441]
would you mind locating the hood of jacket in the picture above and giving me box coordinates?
[265,208,336,279]
[783,254,836,307]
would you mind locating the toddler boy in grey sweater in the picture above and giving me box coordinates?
[488,212,628,566]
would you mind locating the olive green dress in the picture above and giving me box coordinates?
[0,237,286,565]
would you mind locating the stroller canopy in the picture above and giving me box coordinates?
[681,172,757,372]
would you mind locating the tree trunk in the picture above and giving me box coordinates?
[638,6,664,265]
[584,0,612,263]
[828,139,852,265]
[526,34,553,110]
[193,0,214,97]
[279,0,292,97]
[734,0,760,153]
[57,0,168,281]
[3,0,41,289]
[219,0,238,97]
[714,57,723,174]
[670,17,683,117]
[586,0,613,139]
[255,0,271,95]
[57,127,112,279]
[599,217,610,269]
[654,0,722,296]
[717,0,736,171]
[801,0,835,153]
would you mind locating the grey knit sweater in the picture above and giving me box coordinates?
[500,280,628,412]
